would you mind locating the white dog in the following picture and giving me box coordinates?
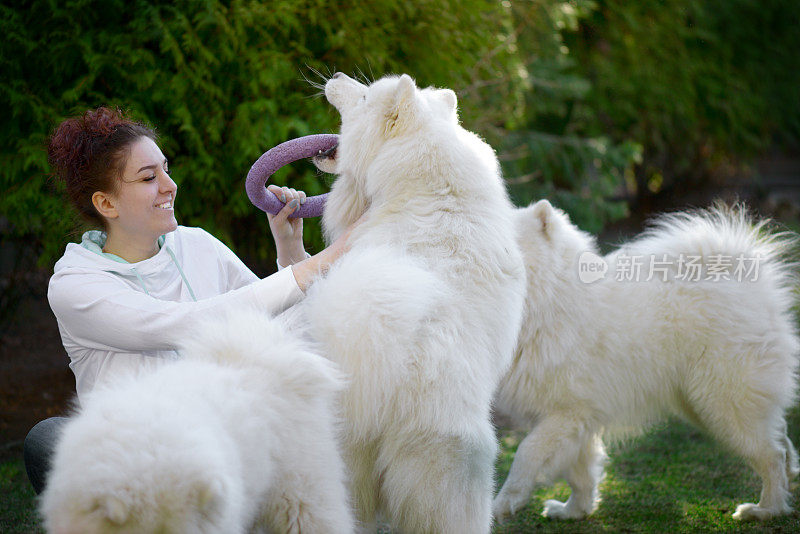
[493,200,800,521]
[40,309,353,534]
[304,73,527,533]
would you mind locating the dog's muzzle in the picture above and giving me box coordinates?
[317,144,338,159]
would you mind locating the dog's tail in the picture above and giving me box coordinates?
[624,200,800,296]
[178,308,345,397]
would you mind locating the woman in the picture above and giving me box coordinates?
[23,107,353,494]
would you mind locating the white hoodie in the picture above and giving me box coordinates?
[48,226,303,401]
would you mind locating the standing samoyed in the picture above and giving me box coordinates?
[40,310,353,534]
[304,73,527,533]
[493,200,800,522]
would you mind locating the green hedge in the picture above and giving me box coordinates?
[565,0,800,205]
[2,0,796,272]
[0,0,520,267]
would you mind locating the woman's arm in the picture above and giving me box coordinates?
[49,216,360,353]
[48,266,301,353]
[288,224,355,292]
[265,184,362,291]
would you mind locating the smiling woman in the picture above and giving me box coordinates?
[93,136,178,263]
[23,107,358,496]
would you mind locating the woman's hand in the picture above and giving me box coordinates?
[267,185,307,267]
[290,215,365,292]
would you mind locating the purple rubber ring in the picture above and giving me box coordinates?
[246,134,339,218]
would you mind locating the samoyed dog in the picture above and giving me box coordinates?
[493,200,800,522]
[40,310,353,534]
[304,73,527,532]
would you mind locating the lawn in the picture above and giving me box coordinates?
[3,406,800,533]
[0,444,42,534]
[493,411,800,533]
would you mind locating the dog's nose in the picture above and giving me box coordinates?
[332,72,343,79]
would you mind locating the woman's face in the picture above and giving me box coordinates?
[111,136,178,240]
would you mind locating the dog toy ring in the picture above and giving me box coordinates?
[246,134,339,218]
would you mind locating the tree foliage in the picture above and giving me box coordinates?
[0,0,518,267]
[488,0,641,233]
[1,0,797,272]
[565,0,800,209]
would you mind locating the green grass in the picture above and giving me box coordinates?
[494,404,800,533]
[3,408,800,533]
[0,445,44,534]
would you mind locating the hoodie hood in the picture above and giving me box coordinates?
[53,230,195,300]
[54,231,174,275]
[78,230,167,265]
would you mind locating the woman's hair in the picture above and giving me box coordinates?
[48,107,157,228]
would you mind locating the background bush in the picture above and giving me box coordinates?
[1,0,797,278]
[564,0,800,213]
[1,0,527,267]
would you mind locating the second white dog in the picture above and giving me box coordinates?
[493,200,800,522]
[40,309,353,534]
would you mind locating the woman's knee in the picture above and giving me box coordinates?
[23,417,67,494]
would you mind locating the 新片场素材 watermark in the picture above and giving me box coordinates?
[577,252,762,284]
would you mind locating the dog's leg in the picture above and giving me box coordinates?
[701,412,792,521]
[684,354,795,521]
[343,439,380,532]
[690,393,792,520]
[784,434,800,480]
[732,439,791,521]
[262,440,355,534]
[543,433,607,519]
[378,430,496,534]
[778,418,800,481]
[493,414,593,522]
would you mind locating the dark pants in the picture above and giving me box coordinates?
[23,417,67,494]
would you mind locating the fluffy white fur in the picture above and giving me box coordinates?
[493,200,800,522]
[40,309,353,534]
[303,73,527,533]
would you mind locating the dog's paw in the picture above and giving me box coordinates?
[492,489,528,523]
[732,502,778,521]
[542,499,588,520]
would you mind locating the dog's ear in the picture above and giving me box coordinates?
[437,88,457,113]
[92,495,129,525]
[385,74,417,136]
[396,74,416,103]
[531,199,554,236]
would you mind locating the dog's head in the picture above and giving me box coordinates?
[40,402,240,534]
[313,73,458,177]
[515,200,598,288]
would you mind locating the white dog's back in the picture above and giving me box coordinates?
[494,201,800,522]
[41,309,353,534]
